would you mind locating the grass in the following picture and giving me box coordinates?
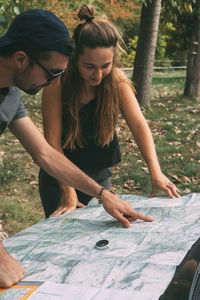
[0,69,200,236]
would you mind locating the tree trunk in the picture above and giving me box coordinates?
[132,0,162,106]
[184,1,200,100]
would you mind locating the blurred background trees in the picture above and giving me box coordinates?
[132,0,162,106]
[0,0,199,104]
[0,0,46,33]
[183,0,200,99]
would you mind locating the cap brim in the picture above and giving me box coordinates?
[43,38,75,57]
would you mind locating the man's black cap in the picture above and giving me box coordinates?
[0,9,74,57]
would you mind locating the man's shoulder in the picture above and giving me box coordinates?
[0,87,22,106]
[9,87,22,96]
[0,87,21,96]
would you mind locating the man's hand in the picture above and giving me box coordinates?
[101,190,154,228]
[0,243,25,288]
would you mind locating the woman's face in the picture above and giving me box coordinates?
[77,46,114,87]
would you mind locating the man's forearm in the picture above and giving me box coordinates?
[36,147,102,197]
[10,117,102,198]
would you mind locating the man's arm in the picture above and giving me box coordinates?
[9,116,102,199]
[9,116,153,227]
[1,116,153,288]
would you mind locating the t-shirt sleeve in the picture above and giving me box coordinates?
[13,95,28,120]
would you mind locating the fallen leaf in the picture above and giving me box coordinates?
[173,129,181,134]
[182,176,192,184]
[29,180,38,185]
[17,199,28,203]
[154,103,165,107]
[172,153,182,157]
[141,167,149,174]
[169,174,181,183]
[112,166,120,170]
[183,188,191,194]
[123,179,135,190]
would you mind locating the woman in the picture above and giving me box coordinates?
[39,4,179,218]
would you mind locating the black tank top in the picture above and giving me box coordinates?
[62,98,121,171]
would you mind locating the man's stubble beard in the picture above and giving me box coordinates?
[12,68,50,95]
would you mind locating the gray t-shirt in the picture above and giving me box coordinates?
[0,87,27,135]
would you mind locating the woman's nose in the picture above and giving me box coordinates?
[93,68,102,80]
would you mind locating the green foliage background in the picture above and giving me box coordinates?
[0,0,197,67]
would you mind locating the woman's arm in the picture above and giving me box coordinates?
[42,84,63,153]
[118,76,179,198]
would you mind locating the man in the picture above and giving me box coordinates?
[0,9,153,288]
[159,237,200,299]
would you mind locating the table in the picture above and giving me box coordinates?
[1,193,200,299]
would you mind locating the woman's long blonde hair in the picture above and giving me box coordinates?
[62,4,129,150]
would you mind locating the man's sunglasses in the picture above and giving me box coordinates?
[28,54,65,84]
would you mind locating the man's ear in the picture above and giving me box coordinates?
[13,51,29,70]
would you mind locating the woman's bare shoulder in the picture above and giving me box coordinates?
[115,68,135,93]
[116,67,128,80]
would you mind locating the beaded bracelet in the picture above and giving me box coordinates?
[97,187,105,204]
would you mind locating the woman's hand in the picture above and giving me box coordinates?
[50,186,85,217]
[150,171,180,198]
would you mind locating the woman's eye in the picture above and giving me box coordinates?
[102,64,110,69]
